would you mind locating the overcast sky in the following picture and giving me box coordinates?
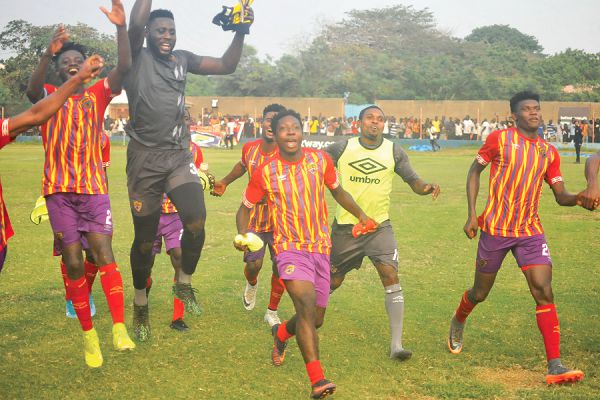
[1,0,599,60]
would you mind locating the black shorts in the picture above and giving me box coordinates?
[330,220,399,277]
[126,140,201,216]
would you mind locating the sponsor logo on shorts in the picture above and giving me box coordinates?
[284,265,296,275]
[476,258,488,269]
[133,200,143,212]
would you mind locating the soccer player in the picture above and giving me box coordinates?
[325,105,440,361]
[1,56,105,275]
[139,115,210,339]
[124,0,252,327]
[26,0,135,367]
[61,132,111,318]
[212,103,287,327]
[235,109,374,399]
[579,151,600,210]
[447,91,586,385]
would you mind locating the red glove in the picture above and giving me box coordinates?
[351,219,378,238]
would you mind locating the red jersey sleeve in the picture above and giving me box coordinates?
[240,141,253,168]
[476,130,501,166]
[190,142,204,168]
[0,119,13,149]
[44,83,57,96]
[242,165,267,208]
[88,78,117,119]
[322,151,340,190]
[101,133,111,168]
[544,145,563,185]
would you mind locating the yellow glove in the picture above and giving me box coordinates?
[234,232,264,252]
[212,0,254,34]
[30,195,49,225]
[198,171,216,192]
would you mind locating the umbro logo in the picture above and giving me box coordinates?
[512,143,520,150]
[348,158,387,175]
[277,174,287,181]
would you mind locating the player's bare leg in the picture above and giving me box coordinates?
[448,270,497,354]
[168,183,206,316]
[523,265,583,385]
[276,280,335,398]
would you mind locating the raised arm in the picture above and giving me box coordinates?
[128,0,152,58]
[464,160,486,239]
[212,161,247,196]
[184,31,247,75]
[10,56,104,137]
[101,0,131,92]
[26,25,70,103]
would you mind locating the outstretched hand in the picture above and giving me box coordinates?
[77,55,105,83]
[46,25,70,57]
[100,0,126,27]
[211,181,227,197]
[576,187,600,211]
[424,183,441,200]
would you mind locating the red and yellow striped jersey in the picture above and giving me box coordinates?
[241,139,278,233]
[161,142,204,214]
[1,119,15,250]
[476,128,562,237]
[101,133,111,169]
[243,149,340,255]
[40,79,116,196]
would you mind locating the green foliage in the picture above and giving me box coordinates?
[213,45,276,96]
[185,74,217,96]
[1,6,600,103]
[0,20,118,113]
[465,24,544,54]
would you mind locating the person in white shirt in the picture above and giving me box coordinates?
[463,116,475,140]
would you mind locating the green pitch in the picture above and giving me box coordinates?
[0,144,598,399]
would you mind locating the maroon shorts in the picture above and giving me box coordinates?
[275,249,331,308]
[243,231,275,263]
[46,193,112,254]
[0,245,7,273]
[476,231,552,273]
[152,213,183,255]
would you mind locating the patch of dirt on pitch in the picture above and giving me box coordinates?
[474,365,541,393]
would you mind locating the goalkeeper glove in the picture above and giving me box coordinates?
[212,0,254,35]
[234,232,264,252]
[30,195,49,225]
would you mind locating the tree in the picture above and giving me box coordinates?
[465,25,544,54]
[0,20,118,112]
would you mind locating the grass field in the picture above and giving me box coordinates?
[0,143,599,400]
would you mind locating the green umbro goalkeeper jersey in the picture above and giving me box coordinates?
[326,137,419,225]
